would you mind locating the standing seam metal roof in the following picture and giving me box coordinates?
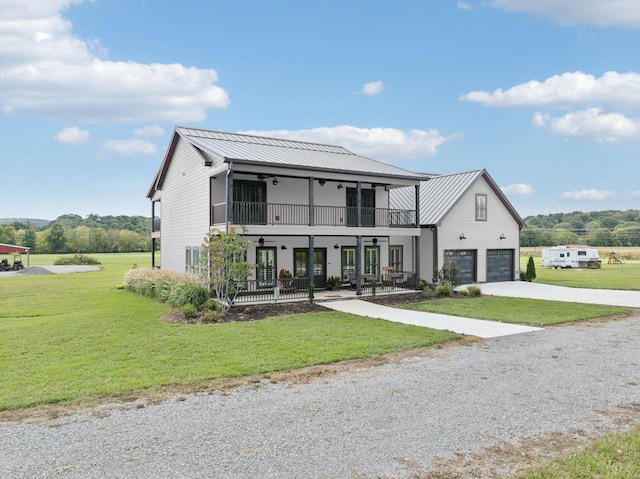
[175,127,425,179]
[390,169,486,225]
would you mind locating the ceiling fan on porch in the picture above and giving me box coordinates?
[364,237,388,245]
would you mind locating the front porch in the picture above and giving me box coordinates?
[228,272,418,306]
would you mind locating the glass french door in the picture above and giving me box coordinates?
[256,247,276,287]
[293,248,327,288]
[346,188,375,226]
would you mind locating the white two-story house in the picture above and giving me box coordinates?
[148,127,425,298]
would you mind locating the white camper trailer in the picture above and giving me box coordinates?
[541,245,601,269]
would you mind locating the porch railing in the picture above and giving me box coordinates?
[212,202,416,227]
[226,272,418,305]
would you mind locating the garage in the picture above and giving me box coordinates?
[444,249,476,285]
[486,249,514,282]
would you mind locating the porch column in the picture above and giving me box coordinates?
[414,235,421,289]
[308,235,315,289]
[355,235,362,295]
[151,201,156,268]
[356,181,362,227]
[308,177,315,226]
[226,163,234,228]
[414,183,421,288]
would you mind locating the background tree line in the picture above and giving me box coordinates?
[0,214,152,254]
[521,209,640,247]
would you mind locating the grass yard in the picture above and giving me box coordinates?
[521,248,640,291]
[0,253,460,410]
[402,296,629,326]
[514,426,640,479]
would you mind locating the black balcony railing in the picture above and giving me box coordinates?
[212,202,416,227]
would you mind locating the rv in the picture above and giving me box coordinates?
[541,245,601,269]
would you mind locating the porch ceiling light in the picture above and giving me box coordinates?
[459,233,466,240]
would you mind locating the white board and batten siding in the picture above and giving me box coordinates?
[158,138,216,272]
[437,177,520,283]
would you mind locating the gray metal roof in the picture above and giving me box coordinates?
[390,169,524,227]
[175,127,426,180]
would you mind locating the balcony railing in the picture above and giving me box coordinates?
[212,202,416,227]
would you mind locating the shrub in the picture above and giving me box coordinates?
[203,298,221,311]
[524,256,537,282]
[123,268,208,307]
[435,281,454,297]
[180,303,198,319]
[467,285,482,296]
[167,281,209,309]
[200,310,220,323]
[458,289,469,297]
[326,276,342,291]
[55,254,101,265]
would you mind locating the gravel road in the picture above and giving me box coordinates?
[2,316,639,479]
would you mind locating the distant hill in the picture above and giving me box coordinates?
[0,218,50,228]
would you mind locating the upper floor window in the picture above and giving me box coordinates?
[475,194,487,221]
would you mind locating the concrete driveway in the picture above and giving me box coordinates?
[465,281,640,308]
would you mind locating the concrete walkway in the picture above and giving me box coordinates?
[320,299,542,338]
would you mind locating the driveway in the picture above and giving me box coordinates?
[474,281,640,308]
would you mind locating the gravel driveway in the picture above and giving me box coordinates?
[2,316,639,478]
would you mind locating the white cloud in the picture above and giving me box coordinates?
[133,125,165,138]
[101,139,157,156]
[559,189,614,201]
[461,71,640,112]
[457,2,475,12]
[0,0,229,123]
[485,0,640,27]
[55,126,89,144]
[359,81,384,96]
[501,183,534,197]
[240,126,462,161]
[533,108,640,144]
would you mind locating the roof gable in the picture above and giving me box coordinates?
[390,169,525,227]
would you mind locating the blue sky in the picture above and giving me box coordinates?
[3,0,640,221]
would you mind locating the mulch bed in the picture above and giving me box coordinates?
[162,292,430,324]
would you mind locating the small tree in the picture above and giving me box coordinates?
[200,227,252,312]
[524,256,536,282]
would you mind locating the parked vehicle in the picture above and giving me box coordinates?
[541,245,601,269]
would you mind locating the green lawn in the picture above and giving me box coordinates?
[521,256,640,291]
[402,296,629,326]
[514,427,640,479]
[0,253,460,410]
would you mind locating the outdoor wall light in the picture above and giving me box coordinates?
[319,179,326,186]
[272,177,279,185]
[337,183,344,189]
[372,237,378,245]
[500,233,506,240]
[334,244,340,249]
[281,245,287,250]
[258,237,265,246]
[459,233,466,240]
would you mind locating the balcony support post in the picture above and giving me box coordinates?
[308,235,315,289]
[226,162,234,229]
[355,235,362,295]
[308,177,315,226]
[356,181,362,227]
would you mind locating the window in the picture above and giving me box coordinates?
[341,247,356,281]
[390,246,403,272]
[256,247,276,287]
[185,247,192,272]
[364,246,380,276]
[185,247,200,273]
[475,194,487,221]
